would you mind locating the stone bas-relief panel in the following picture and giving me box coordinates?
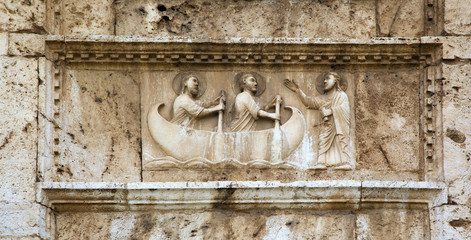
[143,70,354,171]
[55,209,428,240]
[143,68,421,178]
[44,40,439,182]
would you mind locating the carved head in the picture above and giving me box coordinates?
[324,72,342,92]
[182,75,200,96]
[241,73,258,93]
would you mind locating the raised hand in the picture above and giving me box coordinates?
[283,79,300,92]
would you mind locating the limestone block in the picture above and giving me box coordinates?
[56,211,355,239]
[115,0,376,39]
[0,57,38,203]
[442,37,471,59]
[442,63,471,205]
[355,209,430,239]
[62,0,115,35]
[0,33,7,55]
[8,33,45,56]
[430,205,471,240]
[376,0,424,37]
[55,70,140,182]
[0,203,47,238]
[444,0,471,35]
[355,70,420,171]
[0,0,45,33]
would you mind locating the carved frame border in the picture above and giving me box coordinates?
[41,37,443,181]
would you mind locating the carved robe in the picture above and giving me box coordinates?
[230,91,261,132]
[171,94,204,128]
[306,90,350,166]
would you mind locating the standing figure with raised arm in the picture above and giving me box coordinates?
[172,73,225,129]
[284,72,351,169]
[230,73,281,132]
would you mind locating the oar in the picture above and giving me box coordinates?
[214,91,225,161]
[275,95,280,129]
[270,95,282,162]
[217,98,223,133]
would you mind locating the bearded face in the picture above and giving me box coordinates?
[184,76,199,96]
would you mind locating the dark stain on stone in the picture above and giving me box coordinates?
[130,214,154,239]
[56,164,73,177]
[449,219,471,228]
[0,131,13,150]
[67,132,75,140]
[446,128,466,143]
[138,7,146,15]
[23,122,31,133]
[95,97,103,104]
[213,187,236,209]
[447,195,458,205]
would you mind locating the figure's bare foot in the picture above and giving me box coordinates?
[333,164,353,170]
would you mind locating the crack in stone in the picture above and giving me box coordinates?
[378,144,392,169]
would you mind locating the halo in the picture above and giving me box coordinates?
[315,72,348,94]
[232,72,266,97]
[172,72,207,98]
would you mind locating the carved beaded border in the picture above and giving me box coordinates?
[51,51,423,65]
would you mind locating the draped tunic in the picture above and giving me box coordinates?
[230,91,261,132]
[305,90,350,166]
[171,94,204,128]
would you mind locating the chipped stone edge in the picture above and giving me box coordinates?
[37,181,446,212]
[46,35,423,44]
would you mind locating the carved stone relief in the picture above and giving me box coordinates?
[42,39,442,182]
[144,69,358,170]
[146,71,306,169]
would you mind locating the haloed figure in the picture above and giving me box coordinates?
[230,73,281,132]
[284,72,351,169]
[172,74,225,128]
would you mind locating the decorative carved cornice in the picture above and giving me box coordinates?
[46,36,439,66]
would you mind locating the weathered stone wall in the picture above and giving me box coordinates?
[0,1,52,239]
[1,0,470,239]
[429,1,471,238]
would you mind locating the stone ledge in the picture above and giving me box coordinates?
[38,181,446,212]
[46,35,424,44]
[422,36,471,60]
[45,36,441,66]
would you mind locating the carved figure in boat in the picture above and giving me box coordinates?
[147,72,306,165]
[170,72,225,128]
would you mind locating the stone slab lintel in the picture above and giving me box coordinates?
[38,181,446,212]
